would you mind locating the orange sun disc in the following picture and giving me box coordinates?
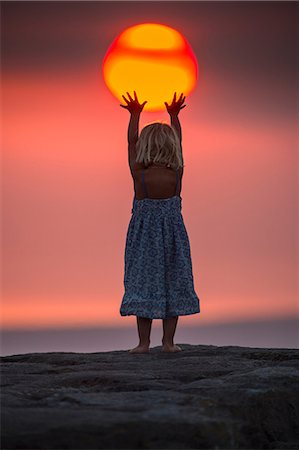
[102,23,198,112]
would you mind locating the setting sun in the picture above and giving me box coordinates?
[102,23,198,111]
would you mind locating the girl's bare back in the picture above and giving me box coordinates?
[133,163,183,200]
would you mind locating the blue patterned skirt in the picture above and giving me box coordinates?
[120,195,200,319]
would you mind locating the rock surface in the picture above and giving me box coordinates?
[1,343,299,449]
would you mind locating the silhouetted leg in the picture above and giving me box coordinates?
[137,316,152,346]
[162,316,182,352]
[129,316,152,353]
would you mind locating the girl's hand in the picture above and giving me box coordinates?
[164,92,186,116]
[120,91,147,114]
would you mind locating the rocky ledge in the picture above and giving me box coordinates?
[1,344,299,449]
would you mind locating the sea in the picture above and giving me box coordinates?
[1,316,298,356]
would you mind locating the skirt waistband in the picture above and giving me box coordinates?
[131,195,182,215]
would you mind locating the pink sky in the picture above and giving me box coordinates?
[1,2,298,329]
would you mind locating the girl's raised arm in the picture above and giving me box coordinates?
[165,92,186,144]
[120,91,147,167]
[170,114,182,145]
[120,91,147,144]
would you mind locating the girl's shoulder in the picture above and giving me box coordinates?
[129,161,147,179]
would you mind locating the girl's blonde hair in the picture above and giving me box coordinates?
[135,122,184,170]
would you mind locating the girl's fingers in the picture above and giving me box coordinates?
[122,95,129,104]
[126,91,133,101]
[134,91,138,101]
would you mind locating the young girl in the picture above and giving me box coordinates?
[119,91,200,353]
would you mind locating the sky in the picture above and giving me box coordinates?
[1,1,298,331]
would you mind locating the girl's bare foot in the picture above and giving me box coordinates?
[128,344,150,353]
[162,343,182,353]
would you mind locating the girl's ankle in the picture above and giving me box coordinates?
[162,338,174,346]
